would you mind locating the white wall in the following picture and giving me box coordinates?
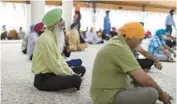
[0,2,176,36]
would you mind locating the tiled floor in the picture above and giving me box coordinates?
[1,41,176,104]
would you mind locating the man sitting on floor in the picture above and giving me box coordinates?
[163,30,176,49]
[108,27,118,39]
[32,8,86,91]
[90,22,172,104]
[62,26,86,76]
[148,29,176,62]
[27,22,44,60]
[85,27,103,44]
[18,27,26,40]
[133,46,162,72]
[21,24,35,54]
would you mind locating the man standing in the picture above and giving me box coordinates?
[27,22,44,60]
[165,9,176,35]
[32,8,85,91]
[103,10,111,39]
[90,22,172,104]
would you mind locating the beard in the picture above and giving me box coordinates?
[54,25,65,53]
[38,31,44,36]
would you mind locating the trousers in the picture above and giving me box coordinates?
[34,66,86,91]
[137,59,154,70]
[113,87,158,104]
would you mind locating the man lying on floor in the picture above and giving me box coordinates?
[32,8,86,91]
[90,22,172,104]
[148,29,176,62]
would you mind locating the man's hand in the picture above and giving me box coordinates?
[159,92,172,104]
[168,56,174,62]
[66,46,71,52]
[154,61,162,70]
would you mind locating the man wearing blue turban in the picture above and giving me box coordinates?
[148,29,176,62]
[21,24,35,54]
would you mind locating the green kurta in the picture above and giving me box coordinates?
[32,29,74,75]
[90,35,141,104]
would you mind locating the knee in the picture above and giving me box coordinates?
[77,59,82,65]
[147,87,159,102]
[71,75,82,89]
[149,60,154,65]
[79,66,86,77]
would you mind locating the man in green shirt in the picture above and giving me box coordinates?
[32,8,85,91]
[90,22,172,104]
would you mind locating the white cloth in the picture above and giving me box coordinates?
[85,30,102,44]
[18,31,25,39]
[21,34,29,51]
[27,32,38,58]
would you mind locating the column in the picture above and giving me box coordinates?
[92,2,96,29]
[62,0,73,30]
[31,1,45,24]
[25,2,31,33]
[92,12,96,29]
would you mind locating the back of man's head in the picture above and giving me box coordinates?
[106,10,110,15]
[169,9,175,15]
[19,27,22,30]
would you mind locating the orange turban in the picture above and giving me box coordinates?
[119,22,145,39]
[75,4,80,11]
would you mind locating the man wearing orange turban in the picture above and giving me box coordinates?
[90,22,172,104]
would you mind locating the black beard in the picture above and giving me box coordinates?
[38,31,44,36]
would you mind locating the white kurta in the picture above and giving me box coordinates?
[21,34,29,51]
[27,32,38,58]
[18,31,26,39]
[85,31,102,44]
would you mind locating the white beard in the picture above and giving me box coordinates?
[54,25,65,53]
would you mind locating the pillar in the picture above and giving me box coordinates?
[31,1,45,24]
[62,0,73,30]
[92,12,96,29]
[25,2,31,33]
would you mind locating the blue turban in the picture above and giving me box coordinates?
[30,24,35,33]
[155,29,166,36]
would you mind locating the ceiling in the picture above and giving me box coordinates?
[1,0,176,12]
[94,1,176,9]
[75,0,176,12]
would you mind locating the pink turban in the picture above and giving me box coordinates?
[34,22,44,33]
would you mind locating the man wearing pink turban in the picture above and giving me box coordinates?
[27,22,44,60]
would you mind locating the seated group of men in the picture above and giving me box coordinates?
[84,27,104,44]
[21,8,175,104]
[1,25,26,40]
